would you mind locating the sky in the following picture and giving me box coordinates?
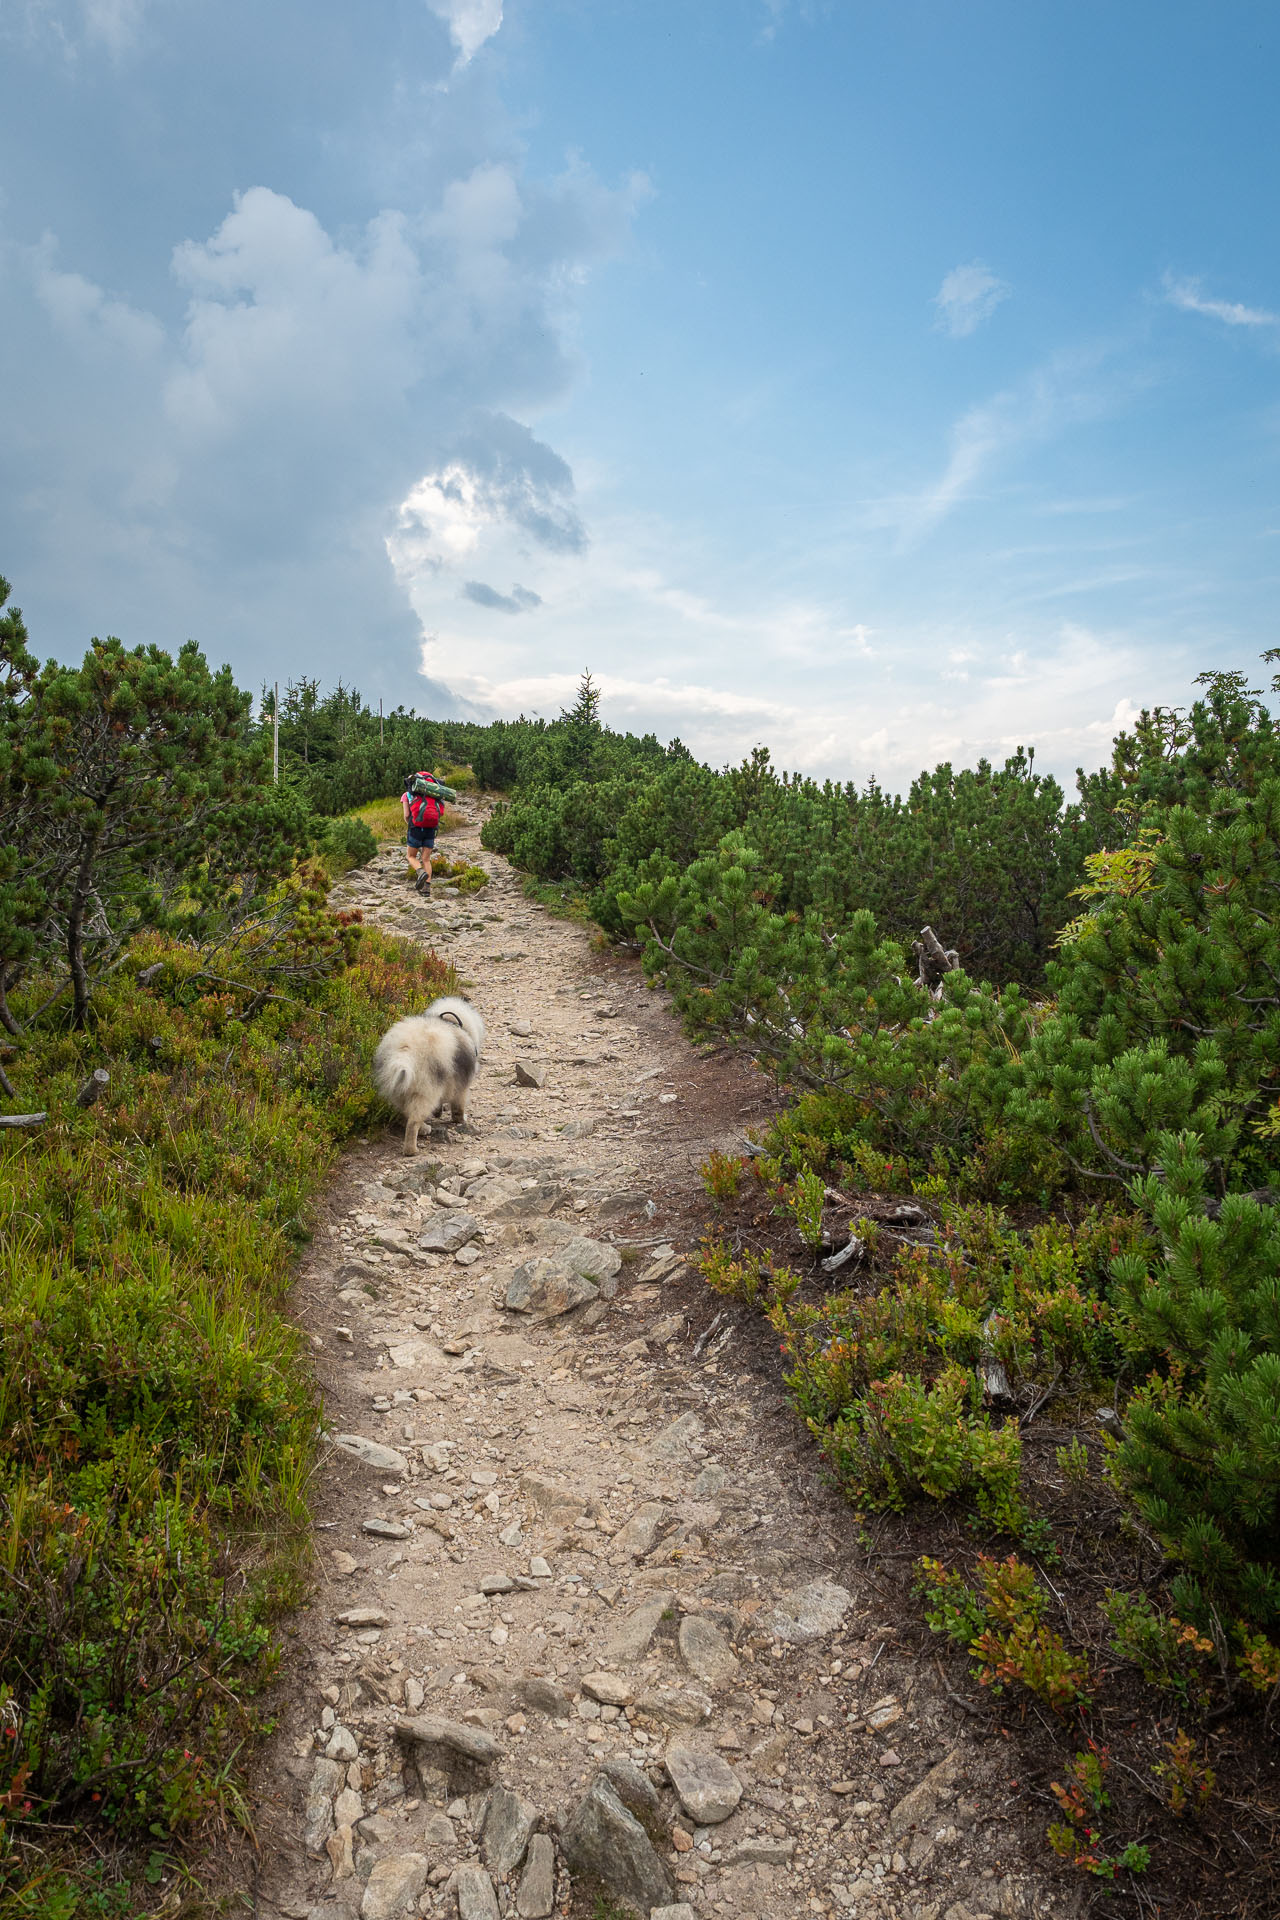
[2,0,1278,792]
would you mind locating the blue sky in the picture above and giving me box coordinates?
[2,1,1278,788]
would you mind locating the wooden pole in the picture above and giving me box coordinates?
[273,681,280,784]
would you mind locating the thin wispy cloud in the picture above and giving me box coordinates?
[876,350,1116,547]
[933,261,1010,338]
[1163,272,1279,330]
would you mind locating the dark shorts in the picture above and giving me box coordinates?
[406,826,437,850]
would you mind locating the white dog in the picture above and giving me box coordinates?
[373,995,486,1154]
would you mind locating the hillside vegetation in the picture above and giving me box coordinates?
[477,663,1280,1900]
[5,594,1279,1909]
[0,584,454,1913]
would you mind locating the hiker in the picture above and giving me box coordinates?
[401,771,456,895]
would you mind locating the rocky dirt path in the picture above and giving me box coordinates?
[249,807,1075,1920]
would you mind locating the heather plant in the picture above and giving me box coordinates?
[917,1554,1092,1713]
[1100,1592,1215,1711]
[808,1364,1028,1530]
[0,916,452,1843]
[700,1150,747,1203]
[1046,1745,1150,1879]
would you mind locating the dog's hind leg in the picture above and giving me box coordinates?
[403,1114,420,1155]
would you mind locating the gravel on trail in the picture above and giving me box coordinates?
[249,807,1077,1920]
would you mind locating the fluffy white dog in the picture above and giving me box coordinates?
[372,995,486,1154]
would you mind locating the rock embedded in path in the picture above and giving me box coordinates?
[385,1338,446,1373]
[504,1260,598,1319]
[581,1671,633,1707]
[601,1595,674,1664]
[769,1578,853,1645]
[601,1756,662,1827]
[889,1746,963,1843]
[514,1061,546,1088]
[419,1211,479,1254]
[649,1412,704,1459]
[609,1501,667,1560]
[325,1823,355,1880]
[303,1756,344,1854]
[650,1908,697,1920]
[359,1854,430,1920]
[519,1472,585,1525]
[505,1236,622,1317]
[515,1833,556,1919]
[677,1615,739,1687]
[394,1715,502,1792]
[455,1865,501,1920]
[332,1434,409,1475]
[663,1747,743,1826]
[634,1686,713,1727]
[362,1517,410,1540]
[560,1775,675,1915]
[479,1786,539,1876]
[509,1675,573,1720]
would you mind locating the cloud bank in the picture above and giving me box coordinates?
[2,149,642,701]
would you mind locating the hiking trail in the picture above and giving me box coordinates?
[246,803,1076,1920]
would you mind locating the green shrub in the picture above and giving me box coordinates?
[1107,1137,1280,1625]
[816,1364,1027,1529]
[320,813,378,874]
[918,1553,1092,1713]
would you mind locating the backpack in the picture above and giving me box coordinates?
[407,773,443,831]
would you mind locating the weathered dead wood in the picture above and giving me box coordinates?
[0,1112,47,1129]
[75,1068,110,1108]
[913,924,960,992]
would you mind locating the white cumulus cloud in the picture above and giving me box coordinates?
[426,0,502,67]
[933,261,1010,338]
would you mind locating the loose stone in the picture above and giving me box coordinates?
[560,1775,675,1915]
[454,1865,500,1920]
[663,1748,743,1826]
[515,1833,556,1919]
[359,1854,430,1920]
[479,1785,539,1876]
[677,1615,739,1687]
[332,1434,409,1474]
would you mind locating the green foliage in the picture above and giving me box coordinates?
[1,612,308,1029]
[700,1151,747,1203]
[1107,1138,1280,1625]
[818,1365,1027,1528]
[320,813,378,874]
[784,1169,827,1249]
[917,1554,1091,1713]
[1153,1729,1216,1818]
[1100,1592,1214,1710]
[1047,1744,1150,1878]
[0,916,452,1845]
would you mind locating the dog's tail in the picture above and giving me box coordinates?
[373,1044,416,1103]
